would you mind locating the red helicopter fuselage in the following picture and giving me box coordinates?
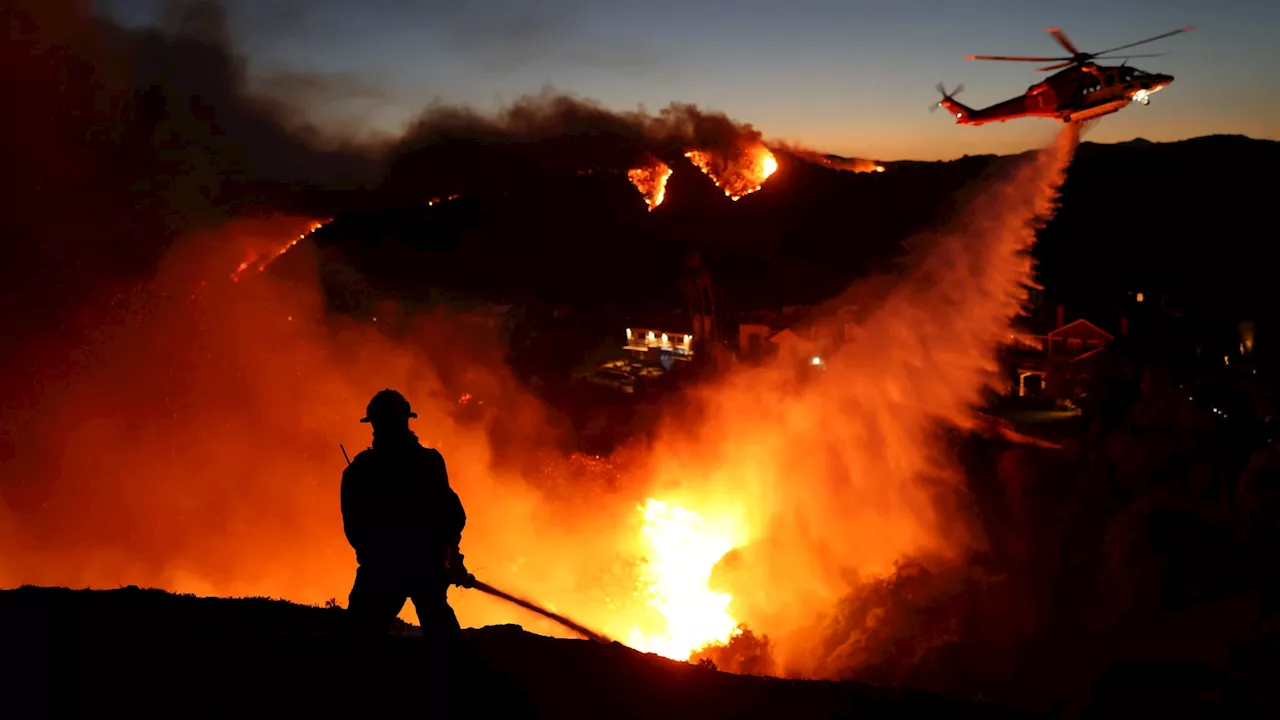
[938,64,1174,125]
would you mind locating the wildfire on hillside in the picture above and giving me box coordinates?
[230,220,329,282]
[810,156,883,173]
[2,126,1079,679]
[684,145,778,201]
[774,144,885,173]
[0,0,1084,678]
[627,159,673,211]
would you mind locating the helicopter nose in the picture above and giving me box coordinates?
[1151,74,1173,90]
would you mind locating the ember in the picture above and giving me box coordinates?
[684,145,778,200]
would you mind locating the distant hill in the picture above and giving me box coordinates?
[291,135,1279,333]
[1039,135,1280,323]
[0,586,1027,718]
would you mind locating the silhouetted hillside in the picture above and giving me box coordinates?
[287,135,1278,330]
[1040,135,1280,324]
[0,586,1029,719]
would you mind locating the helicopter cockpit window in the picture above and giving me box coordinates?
[1105,75,1116,86]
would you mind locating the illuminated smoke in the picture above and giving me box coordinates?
[383,93,783,205]
[625,498,746,658]
[1,0,1086,681]
[773,143,886,173]
[0,127,1080,670]
[642,124,1082,673]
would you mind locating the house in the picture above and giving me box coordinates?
[1047,318,1113,359]
[1003,311,1118,401]
[735,304,866,367]
[769,327,824,364]
[1045,345,1121,401]
[624,326,696,359]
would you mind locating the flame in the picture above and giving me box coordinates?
[766,144,884,174]
[684,145,778,201]
[1,127,1081,685]
[625,498,746,660]
[230,220,329,282]
[627,160,673,211]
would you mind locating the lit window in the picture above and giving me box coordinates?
[1135,292,1144,303]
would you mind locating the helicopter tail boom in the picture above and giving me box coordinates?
[939,97,977,123]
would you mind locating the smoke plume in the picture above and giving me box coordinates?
[2,0,1084,686]
[770,142,884,173]
[632,125,1080,674]
[381,91,776,204]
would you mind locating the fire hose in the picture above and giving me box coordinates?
[341,445,611,644]
[465,578,612,644]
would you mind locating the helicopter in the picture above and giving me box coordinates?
[934,26,1194,125]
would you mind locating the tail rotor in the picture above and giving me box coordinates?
[930,82,965,112]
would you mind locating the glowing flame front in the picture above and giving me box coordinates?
[685,145,778,201]
[627,160,673,211]
[626,498,742,660]
[231,220,329,282]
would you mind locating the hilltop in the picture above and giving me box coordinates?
[287,134,1279,324]
[0,586,1030,719]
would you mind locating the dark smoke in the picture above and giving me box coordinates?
[769,141,883,173]
[380,91,771,205]
[0,0,802,342]
[0,0,376,353]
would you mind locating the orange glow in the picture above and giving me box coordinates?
[684,144,778,201]
[627,159,673,211]
[0,127,1080,680]
[624,498,746,659]
[230,220,329,282]
[768,143,884,174]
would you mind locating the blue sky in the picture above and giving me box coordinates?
[101,0,1280,160]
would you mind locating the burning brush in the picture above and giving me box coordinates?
[230,220,330,282]
[627,158,674,211]
[684,145,778,201]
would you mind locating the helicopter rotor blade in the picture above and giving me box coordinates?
[1092,53,1167,60]
[1046,27,1080,56]
[967,54,1069,62]
[1037,61,1076,72]
[1093,26,1194,56]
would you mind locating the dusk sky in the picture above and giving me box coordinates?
[101,0,1279,161]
